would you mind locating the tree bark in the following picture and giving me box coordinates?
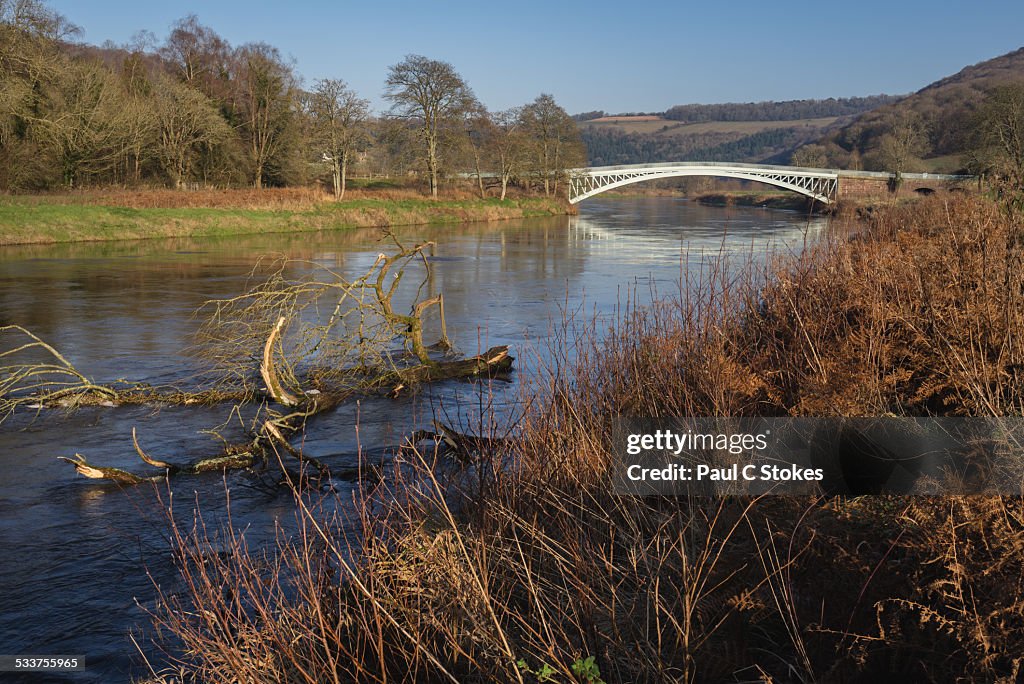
[427,134,439,198]
[340,154,347,200]
[59,346,515,486]
[474,153,485,199]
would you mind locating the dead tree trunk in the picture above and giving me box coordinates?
[57,347,514,486]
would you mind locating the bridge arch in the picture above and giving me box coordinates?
[568,163,839,205]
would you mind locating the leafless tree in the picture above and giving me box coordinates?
[160,15,230,94]
[491,108,526,200]
[520,93,586,196]
[790,143,830,169]
[0,0,74,176]
[308,79,369,199]
[971,84,1024,194]
[461,103,493,198]
[384,54,476,198]
[877,109,929,183]
[36,62,139,187]
[0,0,78,41]
[152,73,230,188]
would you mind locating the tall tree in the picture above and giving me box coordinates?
[307,79,369,199]
[970,83,1024,194]
[0,0,76,189]
[152,73,230,188]
[490,108,525,200]
[461,103,493,198]
[876,109,929,183]
[520,93,586,196]
[160,15,231,97]
[0,0,77,41]
[233,42,298,189]
[384,54,475,198]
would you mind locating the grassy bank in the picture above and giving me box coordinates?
[0,191,571,245]
[696,190,815,210]
[146,195,1024,682]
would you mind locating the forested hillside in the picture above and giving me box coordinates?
[663,96,899,123]
[577,96,896,166]
[791,47,1024,173]
[581,125,824,166]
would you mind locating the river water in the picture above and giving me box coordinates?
[0,198,827,682]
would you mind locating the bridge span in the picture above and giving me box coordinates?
[568,162,972,205]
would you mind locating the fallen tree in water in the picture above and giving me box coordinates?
[58,346,513,486]
[0,232,513,485]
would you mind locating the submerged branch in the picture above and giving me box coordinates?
[260,316,300,407]
[0,237,515,485]
[57,346,513,486]
[0,325,119,421]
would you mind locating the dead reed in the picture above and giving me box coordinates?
[143,195,1024,683]
[6,182,534,211]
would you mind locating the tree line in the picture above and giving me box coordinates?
[662,95,900,123]
[581,124,830,166]
[0,1,585,197]
[570,96,899,124]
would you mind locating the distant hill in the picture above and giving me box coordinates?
[663,96,900,123]
[577,96,898,166]
[795,47,1024,173]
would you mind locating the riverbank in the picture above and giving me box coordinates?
[147,194,1024,681]
[596,188,822,211]
[696,189,815,210]
[0,192,571,245]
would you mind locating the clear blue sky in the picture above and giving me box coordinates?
[48,0,1024,115]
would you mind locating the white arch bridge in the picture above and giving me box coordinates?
[567,162,970,205]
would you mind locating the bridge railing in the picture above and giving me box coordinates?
[830,169,974,181]
[570,161,972,183]
[570,161,833,175]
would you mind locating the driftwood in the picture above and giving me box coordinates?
[195,234,452,394]
[409,420,512,464]
[384,345,513,395]
[0,237,516,487]
[58,346,514,486]
[260,316,300,407]
[61,452,259,484]
[59,430,258,485]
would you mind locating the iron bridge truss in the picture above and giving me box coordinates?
[568,162,840,204]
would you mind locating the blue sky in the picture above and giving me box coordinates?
[48,0,1024,115]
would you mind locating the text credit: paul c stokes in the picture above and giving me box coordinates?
[624,429,823,482]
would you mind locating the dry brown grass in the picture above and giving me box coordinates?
[3,183,507,210]
[146,195,1024,682]
[6,187,331,210]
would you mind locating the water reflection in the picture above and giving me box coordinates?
[0,197,827,681]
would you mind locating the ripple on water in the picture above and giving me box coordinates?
[0,198,830,680]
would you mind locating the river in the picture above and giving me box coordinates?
[0,197,828,682]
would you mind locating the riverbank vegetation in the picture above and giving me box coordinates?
[694,190,815,210]
[128,192,1024,683]
[0,190,569,245]
[0,2,584,200]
